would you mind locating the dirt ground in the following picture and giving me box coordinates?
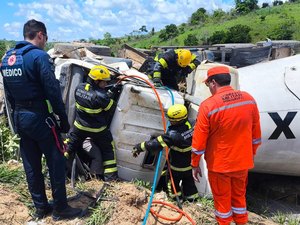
[0,179,279,225]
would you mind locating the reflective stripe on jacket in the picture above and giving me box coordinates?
[74,82,115,132]
[191,86,261,172]
[141,120,194,171]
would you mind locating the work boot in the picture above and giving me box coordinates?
[33,204,53,219]
[104,172,119,182]
[52,205,82,221]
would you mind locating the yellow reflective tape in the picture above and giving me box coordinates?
[185,121,191,129]
[170,164,192,172]
[75,102,103,114]
[153,71,161,78]
[74,120,106,133]
[172,146,192,152]
[158,58,168,68]
[157,136,167,148]
[104,99,114,111]
[191,54,197,61]
[103,159,117,166]
[85,83,90,91]
[161,169,167,176]
[189,62,196,70]
[64,138,70,144]
[104,167,118,173]
[45,100,53,113]
[111,141,116,160]
[141,142,147,151]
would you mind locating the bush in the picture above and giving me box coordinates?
[208,24,252,44]
[0,116,19,162]
[225,24,252,43]
[208,30,227,44]
[269,21,295,40]
[184,34,199,46]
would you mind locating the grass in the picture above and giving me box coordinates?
[272,211,300,225]
[85,202,115,225]
[132,178,151,190]
[0,163,25,185]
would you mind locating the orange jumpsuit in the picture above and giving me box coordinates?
[191,86,261,225]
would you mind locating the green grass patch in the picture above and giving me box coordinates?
[0,163,25,185]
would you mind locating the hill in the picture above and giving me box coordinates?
[119,2,300,49]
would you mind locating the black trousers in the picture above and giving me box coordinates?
[68,127,117,176]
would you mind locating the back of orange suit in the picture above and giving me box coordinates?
[192,85,261,172]
[191,65,261,225]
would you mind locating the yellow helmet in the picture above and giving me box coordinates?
[176,49,192,67]
[88,65,110,81]
[167,104,188,122]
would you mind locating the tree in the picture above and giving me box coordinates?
[159,24,178,41]
[262,2,269,8]
[151,27,155,36]
[273,0,283,6]
[102,32,116,46]
[184,34,199,46]
[212,9,227,22]
[207,30,227,44]
[190,8,207,25]
[139,25,148,33]
[225,24,252,43]
[235,0,259,14]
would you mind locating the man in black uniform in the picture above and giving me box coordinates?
[68,65,118,181]
[0,19,82,220]
[132,104,199,201]
[149,49,201,90]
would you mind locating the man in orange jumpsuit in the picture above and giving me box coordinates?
[191,65,261,225]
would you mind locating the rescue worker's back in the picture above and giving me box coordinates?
[193,86,261,172]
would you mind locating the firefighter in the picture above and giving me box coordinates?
[132,104,199,201]
[191,66,262,225]
[67,65,118,181]
[0,19,82,220]
[149,49,201,90]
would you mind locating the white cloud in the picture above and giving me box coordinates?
[3,22,22,38]
[1,0,237,41]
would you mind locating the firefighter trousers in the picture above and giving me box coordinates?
[208,170,248,225]
[168,169,199,201]
[68,127,117,178]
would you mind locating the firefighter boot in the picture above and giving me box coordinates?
[104,172,118,181]
[52,205,82,221]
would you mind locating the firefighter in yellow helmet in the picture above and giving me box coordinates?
[150,49,201,90]
[132,104,199,201]
[67,65,118,181]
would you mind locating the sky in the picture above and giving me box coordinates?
[0,0,275,42]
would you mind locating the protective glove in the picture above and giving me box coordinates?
[152,78,163,88]
[132,143,144,158]
[58,114,70,133]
